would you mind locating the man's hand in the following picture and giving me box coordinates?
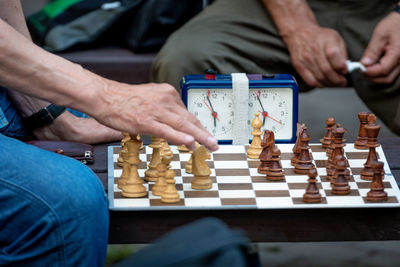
[361,12,400,84]
[33,111,123,144]
[90,81,218,151]
[283,25,348,88]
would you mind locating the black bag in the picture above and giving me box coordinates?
[113,217,260,267]
[27,0,203,53]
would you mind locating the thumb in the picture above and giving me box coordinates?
[361,32,386,66]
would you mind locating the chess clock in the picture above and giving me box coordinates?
[181,72,299,144]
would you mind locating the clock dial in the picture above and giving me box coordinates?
[187,89,234,139]
[248,88,293,139]
[187,87,293,141]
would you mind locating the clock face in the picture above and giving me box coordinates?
[187,87,293,141]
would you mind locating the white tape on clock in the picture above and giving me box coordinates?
[231,73,249,144]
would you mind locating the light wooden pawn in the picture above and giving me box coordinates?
[144,136,162,182]
[186,151,193,173]
[121,134,147,198]
[247,113,263,159]
[117,156,130,189]
[192,145,212,190]
[161,169,180,203]
[117,132,131,167]
[152,156,171,196]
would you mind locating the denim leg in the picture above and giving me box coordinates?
[0,134,109,267]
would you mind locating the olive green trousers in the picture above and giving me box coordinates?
[150,0,400,135]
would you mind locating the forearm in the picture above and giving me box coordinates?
[0,0,51,116]
[261,0,318,40]
[0,18,102,117]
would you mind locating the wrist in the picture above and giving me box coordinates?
[23,104,66,130]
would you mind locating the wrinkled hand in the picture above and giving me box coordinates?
[33,111,122,144]
[92,82,218,151]
[283,25,348,88]
[361,12,400,84]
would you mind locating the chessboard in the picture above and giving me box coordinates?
[107,143,400,210]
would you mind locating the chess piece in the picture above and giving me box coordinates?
[355,112,371,150]
[161,139,173,159]
[266,146,285,181]
[144,136,162,182]
[247,113,263,159]
[152,156,171,196]
[117,156,130,189]
[161,169,181,203]
[185,151,193,173]
[178,145,189,152]
[121,134,147,198]
[136,134,144,150]
[117,132,130,167]
[303,167,322,203]
[366,161,387,202]
[185,142,200,174]
[320,117,336,149]
[294,126,314,174]
[326,125,349,181]
[361,114,380,181]
[192,145,212,189]
[331,156,350,195]
[258,130,275,174]
[291,123,304,166]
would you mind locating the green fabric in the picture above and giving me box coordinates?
[43,0,82,18]
[151,0,400,135]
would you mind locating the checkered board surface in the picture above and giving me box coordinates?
[107,144,400,210]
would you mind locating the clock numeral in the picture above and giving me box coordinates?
[278,102,282,107]
[212,93,217,99]
[281,111,284,116]
[248,102,253,107]
[194,111,199,117]
[230,111,234,116]
[228,102,232,108]
[197,103,202,108]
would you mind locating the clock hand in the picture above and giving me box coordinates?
[203,98,220,127]
[258,110,283,125]
[257,91,266,125]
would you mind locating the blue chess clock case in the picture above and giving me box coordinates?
[180,73,299,143]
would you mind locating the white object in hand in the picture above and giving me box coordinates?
[346,60,366,73]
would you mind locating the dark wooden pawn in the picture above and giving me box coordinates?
[303,167,322,203]
[366,161,387,202]
[258,130,275,174]
[266,146,285,181]
[354,112,371,150]
[326,125,347,181]
[291,123,304,166]
[361,114,380,181]
[294,126,314,174]
[321,117,336,149]
[331,156,351,195]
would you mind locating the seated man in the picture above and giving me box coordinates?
[0,1,218,266]
[151,0,400,135]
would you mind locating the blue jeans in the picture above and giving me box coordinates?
[0,134,109,266]
[0,87,88,139]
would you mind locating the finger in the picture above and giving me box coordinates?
[361,31,386,66]
[292,61,323,88]
[317,47,347,86]
[365,49,400,77]
[326,41,348,75]
[140,120,196,150]
[153,109,218,151]
[366,65,400,84]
